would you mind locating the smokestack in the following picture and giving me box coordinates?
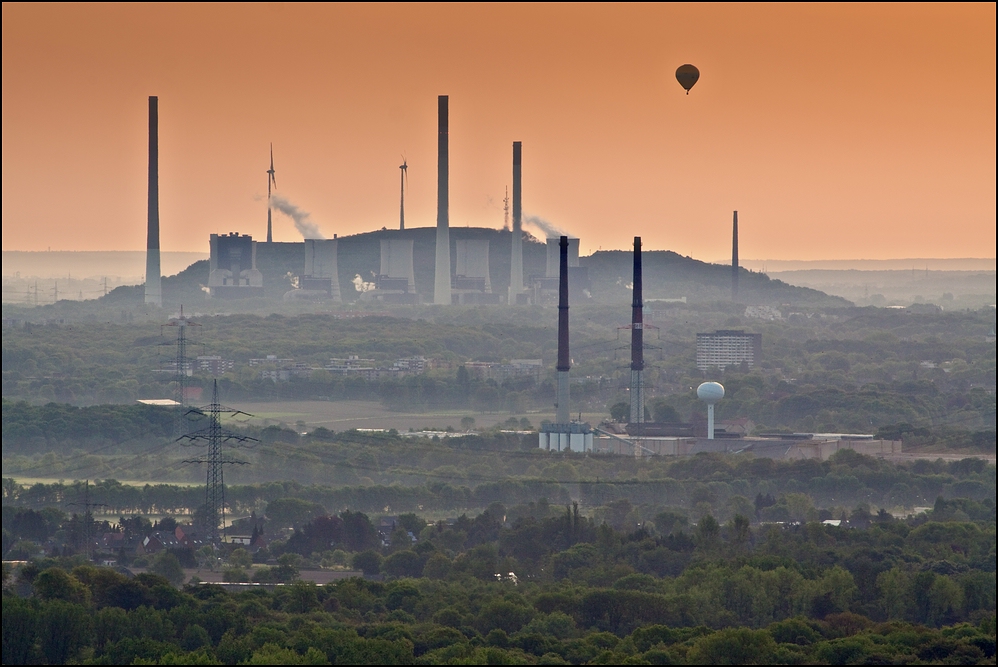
[509,141,523,304]
[144,96,162,307]
[433,95,451,305]
[556,235,571,424]
[731,210,739,301]
[630,236,644,423]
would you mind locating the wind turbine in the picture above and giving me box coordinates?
[399,155,407,230]
[266,144,277,242]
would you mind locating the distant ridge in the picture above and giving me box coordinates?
[734,258,995,272]
[2,251,208,280]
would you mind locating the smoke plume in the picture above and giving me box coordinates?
[270,194,325,239]
[523,213,567,239]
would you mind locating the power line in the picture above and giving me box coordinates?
[178,380,256,546]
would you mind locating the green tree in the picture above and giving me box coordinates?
[2,597,38,665]
[353,550,383,575]
[228,547,253,568]
[33,568,91,605]
[38,600,92,665]
[149,551,185,586]
[687,628,777,665]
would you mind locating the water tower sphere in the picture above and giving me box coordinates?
[697,382,725,403]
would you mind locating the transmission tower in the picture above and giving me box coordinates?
[163,306,201,437]
[69,480,107,561]
[179,380,255,547]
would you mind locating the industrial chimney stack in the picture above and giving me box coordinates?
[433,95,451,305]
[556,235,571,425]
[509,142,523,304]
[629,236,644,423]
[144,96,162,307]
[731,210,739,301]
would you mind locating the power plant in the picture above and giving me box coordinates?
[126,92,777,310]
[144,96,162,307]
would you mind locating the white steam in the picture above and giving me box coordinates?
[352,274,376,293]
[523,213,567,239]
[270,194,325,239]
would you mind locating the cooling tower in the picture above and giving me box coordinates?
[545,237,580,278]
[303,238,341,301]
[144,96,162,307]
[455,239,491,292]
[433,95,451,305]
[380,238,416,292]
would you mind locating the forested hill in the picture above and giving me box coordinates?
[81,228,848,310]
[581,249,847,307]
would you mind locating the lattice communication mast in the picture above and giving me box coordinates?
[179,380,255,546]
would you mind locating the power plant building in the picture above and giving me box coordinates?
[208,233,264,298]
[696,330,762,371]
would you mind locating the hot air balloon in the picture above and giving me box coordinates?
[676,64,699,94]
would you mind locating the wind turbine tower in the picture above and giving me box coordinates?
[399,157,408,230]
[266,145,277,243]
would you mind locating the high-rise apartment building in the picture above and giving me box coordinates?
[696,330,762,371]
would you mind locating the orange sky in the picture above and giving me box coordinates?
[2,3,995,259]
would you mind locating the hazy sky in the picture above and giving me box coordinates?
[2,3,995,259]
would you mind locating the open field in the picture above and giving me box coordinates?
[225,399,603,432]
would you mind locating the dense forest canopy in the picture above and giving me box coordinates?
[3,493,995,665]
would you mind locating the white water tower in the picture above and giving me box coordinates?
[697,381,724,440]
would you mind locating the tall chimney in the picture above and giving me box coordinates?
[509,141,523,304]
[144,96,162,307]
[629,236,644,423]
[433,95,451,305]
[556,235,571,424]
[731,210,739,301]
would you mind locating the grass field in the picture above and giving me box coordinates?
[225,399,603,433]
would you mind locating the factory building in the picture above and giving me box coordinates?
[208,233,264,298]
[695,330,762,371]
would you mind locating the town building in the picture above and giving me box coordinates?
[696,330,762,371]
